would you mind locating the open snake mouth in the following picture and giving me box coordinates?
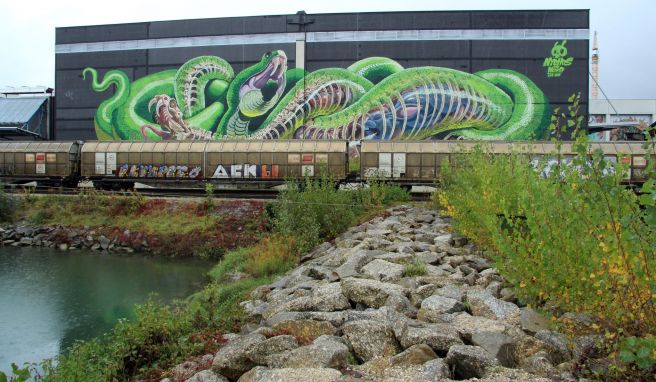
[148,94,190,134]
[239,51,287,100]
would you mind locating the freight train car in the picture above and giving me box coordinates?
[80,140,349,190]
[0,140,650,191]
[0,141,81,187]
[360,141,652,185]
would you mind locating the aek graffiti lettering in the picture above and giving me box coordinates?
[543,40,574,78]
[211,164,280,179]
[117,164,202,178]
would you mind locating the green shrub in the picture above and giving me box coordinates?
[356,179,410,207]
[273,172,356,253]
[106,191,146,216]
[620,335,656,370]
[273,172,410,253]
[438,137,656,337]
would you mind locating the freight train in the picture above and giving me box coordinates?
[0,140,651,191]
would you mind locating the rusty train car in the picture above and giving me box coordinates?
[0,140,651,190]
[360,141,653,185]
[81,140,349,189]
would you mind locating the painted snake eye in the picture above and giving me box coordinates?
[265,52,272,59]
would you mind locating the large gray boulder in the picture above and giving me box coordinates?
[394,321,463,354]
[433,284,465,302]
[361,259,405,282]
[445,345,500,379]
[422,358,451,380]
[341,277,407,308]
[173,360,200,381]
[449,313,507,341]
[305,265,339,282]
[265,311,348,328]
[334,249,383,278]
[241,300,268,321]
[519,350,558,377]
[478,367,552,381]
[466,290,521,325]
[245,335,299,365]
[310,282,351,312]
[389,344,437,366]
[212,333,265,380]
[384,292,418,318]
[342,320,402,362]
[265,335,348,369]
[417,295,465,322]
[261,296,313,319]
[520,307,551,334]
[410,284,438,307]
[237,367,342,382]
[356,358,431,382]
[373,252,414,264]
[470,331,516,367]
[534,330,572,364]
[185,370,228,382]
[270,319,336,343]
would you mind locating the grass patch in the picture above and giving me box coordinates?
[403,259,427,277]
[16,192,267,258]
[0,186,18,223]
[23,193,217,235]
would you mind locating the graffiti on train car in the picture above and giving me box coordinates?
[84,50,552,142]
[117,164,202,178]
[211,164,280,179]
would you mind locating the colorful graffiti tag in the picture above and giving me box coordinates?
[84,51,550,141]
[117,164,202,178]
[115,163,282,179]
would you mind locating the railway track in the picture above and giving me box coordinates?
[3,184,432,201]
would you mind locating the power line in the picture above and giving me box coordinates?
[588,71,619,116]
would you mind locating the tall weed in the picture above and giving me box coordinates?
[0,186,17,222]
[273,172,410,253]
[273,172,356,253]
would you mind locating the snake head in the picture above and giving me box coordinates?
[237,51,288,117]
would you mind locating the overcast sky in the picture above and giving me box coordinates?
[1,0,654,99]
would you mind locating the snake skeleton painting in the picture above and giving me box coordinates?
[84,50,550,141]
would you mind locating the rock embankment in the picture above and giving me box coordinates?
[167,206,585,381]
[0,225,147,253]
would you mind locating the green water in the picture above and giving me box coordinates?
[0,246,210,374]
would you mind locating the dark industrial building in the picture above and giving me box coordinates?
[54,10,590,141]
[0,87,55,140]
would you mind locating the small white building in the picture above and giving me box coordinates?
[588,99,656,141]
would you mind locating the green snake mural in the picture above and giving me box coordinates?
[84,51,549,141]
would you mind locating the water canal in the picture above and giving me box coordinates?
[0,246,210,375]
